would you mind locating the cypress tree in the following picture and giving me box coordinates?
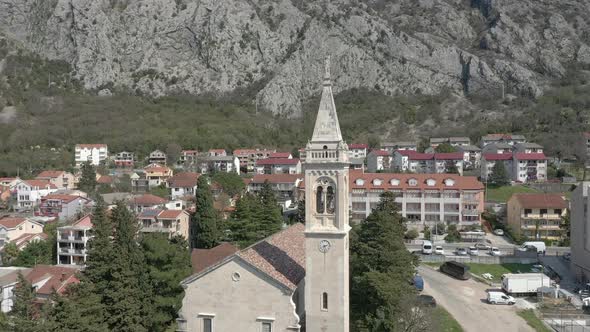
[9,273,37,332]
[192,176,219,249]
[83,197,114,291]
[258,180,283,235]
[489,161,510,186]
[78,161,97,194]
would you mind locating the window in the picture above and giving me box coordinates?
[540,209,547,215]
[326,186,335,214]
[321,292,328,311]
[554,209,562,215]
[524,209,532,216]
[316,186,324,213]
[262,322,272,332]
[203,318,212,332]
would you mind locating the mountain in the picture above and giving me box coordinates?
[0,0,589,115]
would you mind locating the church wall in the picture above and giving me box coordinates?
[180,259,299,332]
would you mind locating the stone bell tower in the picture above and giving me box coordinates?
[303,57,350,332]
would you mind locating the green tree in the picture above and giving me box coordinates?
[211,172,246,197]
[445,160,459,174]
[2,242,19,265]
[404,229,419,240]
[149,183,169,199]
[9,273,38,332]
[103,202,155,332]
[423,225,431,241]
[417,137,430,153]
[489,161,510,186]
[83,198,114,291]
[192,176,219,249]
[44,288,109,332]
[12,240,52,267]
[289,199,305,225]
[166,143,182,166]
[78,161,97,194]
[435,143,457,153]
[140,234,191,331]
[560,209,571,245]
[350,191,419,331]
[258,180,284,234]
[115,174,132,192]
[444,224,461,243]
[368,135,380,149]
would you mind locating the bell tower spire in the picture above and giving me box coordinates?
[303,57,350,332]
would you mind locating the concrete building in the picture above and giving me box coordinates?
[198,156,240,175]
[57,215,93,266]
[168,172,200,200]
[15,179,58,211]
[255,158,302,175]
[0,217,44,248]
[481,134,526,147]
[514,143,544,154]
[392,151,464,175]
[74,144,108,167]
[507,193,567,241]
[381,141,417,152]
[144,163,173,188]
[247,174,304,209]
[148,150,167,165]
[0,267,32,313]
[572,183,590,283]
[430,137,471,148]
[36,194,92,220]
[35,170,76,190]
[481,152,547,183]
[348,143,368,159]
[366,150,393,172]
[114,151,135,168]
[233,149,276,173]
[138,209,190,240]
[457,145,482,169]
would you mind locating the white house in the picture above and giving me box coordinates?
[15,180,58,211]
[74,144,108,167]
[57,215,93,266]
[255,158,302,175]
[512,153,547,183]
[366,150,393,172]
[168,172,200,200]
[0,217,44,248]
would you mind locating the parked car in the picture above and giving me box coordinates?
[468,246,479,256]
[489,247,502,256]
[422,240,433,255]
[434,246,445,255]
[493,229,504,236]
[475,243,491,250]
[487,291,515,305]
[417,294,437,307]
[456,247,468,256]
[413,275,424,291]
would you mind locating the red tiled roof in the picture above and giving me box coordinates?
[97,175,113,184]
[133,194,168,205]
[11,233,48,249]
[75,144,106,149]
[23,180,57,189]
[238,223,305,290]
[511,193,568,209]
[191,243,239,274]
[483,153,513,161]
[25,265,80,296]
[269,152,292,158]
[0,217,27,229]
[36,170,65,179]
[0,177,17,182]
[514,153,547,161]
[371,150,390,156]
[182,150,199,154]
[42,194,84,203]
[209,149,226,154]
[233,149,257,155]
[348,143,368,149]
[144,164,171,173]
[72,215,93,228]
[250,174,303,184]
[256,158,300,166]
[434,152,464,160]
[349,171,483,191]
[158,210,186,219]
[168,172,200,187]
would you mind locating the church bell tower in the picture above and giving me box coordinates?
[303,57,350,332]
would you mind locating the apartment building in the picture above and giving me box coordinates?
[198,156,240,175]
[37,194,92,220]
[507,193,567,241]
[571,182,590,283]
[347,172,484,227]
[137,209,190,240]
[481,153,514,181]
[480,134,526,147]
[74,144,108,167]
[0,217,44,248]
[15,180,58,211]
[180,150,199,167]
[144,163,173,188]
[247,174,304,209]
[348,144,368,159]
[430,137,471,148]
[392,151,464,175]
[208,149,227,157]
[481,153,547,183]
[148,150,167,165]
[57,215,93,266]
[366,150,393,172]
[35,170,76,190]
[233,149,276,173]
[381,141,417,152]
[514,143,544,154]
[114,151,135,168]
[255,158,302,175]
[457,145,482,169]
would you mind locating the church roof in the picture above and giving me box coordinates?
[311,58,343,143]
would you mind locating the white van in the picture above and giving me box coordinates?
[517,241,546,254]
[422,240,433,255]
[487,291,515,305]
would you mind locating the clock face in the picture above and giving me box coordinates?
[319,240,331,253]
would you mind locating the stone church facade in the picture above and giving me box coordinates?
[177,60,349,332]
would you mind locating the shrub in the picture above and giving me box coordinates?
[405,229,419,240]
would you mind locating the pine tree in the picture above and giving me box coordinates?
[258,180,283,235]
[289,199,305,225]
[44,288,108,332]
[445,160,459,174]
[192,176,219,249]
[140,234,192,331]
[78,161,97,194]
[83,197,114,292]
[489,161,510,186]
[9,273,37,332]
[350,191,419,331]
[103,202,154,332]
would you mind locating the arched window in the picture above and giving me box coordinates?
[326,186,335,214]
[316,186,325,213]
[322,292,328,311]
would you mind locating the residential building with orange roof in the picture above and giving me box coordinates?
[247,174,304,209]
[0,217,44,248]
[168,172,200,200]
[37,194,92,220]
[178,223,305,332]
[35,170,75,190]
[208,149,227,157]
[255,158,301,175]
[14,179,58,211]
[25,265,81,301]
[130,193,169,213]
[180,150,199,166]
[233,149,276,172]
[74,144,108,167]
[148,149,168,165]
[144,163,173,188]
[57,215,93,266]
[507,193,568,240]
[0,177,20,189]
[138,209,190,240]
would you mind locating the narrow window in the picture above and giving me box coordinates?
[203,317,212,332]
[316,186,325,213]
[326,186,335,214]
[262,322,272,332]
[322,292,328,311]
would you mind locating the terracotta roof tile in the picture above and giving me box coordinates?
[42,194,85,203]
[23,180,57,189]
[168,172,200,187]
[434,152,464,160]
[0,217,27,229]
[514,153,547,161]
[97,175,114,184]
[25,265,80,296]
[191,243,239,274]
[157,210,186,219]
[512,193,568,209]
[238,223,305,290]
[36,170,65,179]
[269,152,292,158]
[483,153,513,161]
[349,171,483,191]
[250,174,303,184]
[133,194,168,205]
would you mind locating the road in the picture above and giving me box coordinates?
[407,242,570,256]
[418,265,534,332]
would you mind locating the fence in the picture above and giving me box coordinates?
[420,254,538,265]
[544,317,590,332]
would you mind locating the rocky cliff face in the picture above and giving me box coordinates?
[0,0,588,115]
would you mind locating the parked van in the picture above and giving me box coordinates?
[422,240,433,255]
[487,291,516,305]
[517,241,546,254]
[440,261,470,280]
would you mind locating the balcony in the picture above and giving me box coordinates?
[462,209,480,216]
[521,214,561,219]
